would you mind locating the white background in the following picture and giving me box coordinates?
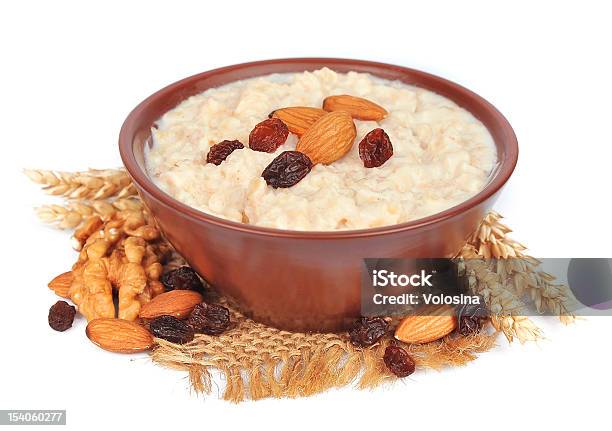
[1,1,611,430]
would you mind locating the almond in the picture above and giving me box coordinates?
[48,271,73,298]
[295,111,356,165]
[138,290,203,320]
[271,107,327,137]
[322,95,388,121]
[86,318,154,353]
[394,304,457,344]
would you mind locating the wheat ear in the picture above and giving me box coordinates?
[471,212,576,324]
[35,198,143,230]
[24,168,136,200]
[458,245,542,343]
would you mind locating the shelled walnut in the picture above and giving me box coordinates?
[62,208,168,321]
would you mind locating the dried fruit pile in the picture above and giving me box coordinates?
[346,302,488,378]
[47,206,233,352]
[205,94,394,188]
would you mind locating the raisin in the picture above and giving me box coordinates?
[249,118,289,152]
[206,139,244,165]
[48,300,76,332]
[384,345,415,377]
[161,267,204,292]
[262,151,313,188]
[187,303,231,335]
[358,128,393,168]
[456,298,488,336]
[149,315,194,344]
[348,317,388,347]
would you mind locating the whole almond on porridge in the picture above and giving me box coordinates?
[86,318,154,353]
[394,304,457,344]
[322,95,388,121]
[296,111,356,165]
[271,107,327,137]
[48,271,73,298]
[139,289,203,320]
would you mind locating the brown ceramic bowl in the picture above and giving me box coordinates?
[119,58,518,332]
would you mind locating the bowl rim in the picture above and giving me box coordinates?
[119,57,518,239]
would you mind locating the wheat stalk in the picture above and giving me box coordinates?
[458,245,542,343]
[491,315,543,344]
[459,212,577,342]
[24,168,136,200]
[470,212,577,324]
[35,198,143,230]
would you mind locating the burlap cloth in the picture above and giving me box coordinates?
[152,300,498,402]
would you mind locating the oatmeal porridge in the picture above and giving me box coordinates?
[145,68,497,231]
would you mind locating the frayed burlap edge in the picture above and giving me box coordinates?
[150,309,498,402]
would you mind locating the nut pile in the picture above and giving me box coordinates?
[61,209,166,321]
[53,265,231,352]
[348,303,489,378]
[47,207,232,353]
[205,94,394,188]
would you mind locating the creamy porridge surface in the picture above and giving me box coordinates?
[145,68,497,231]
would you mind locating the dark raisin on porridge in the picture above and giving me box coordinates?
[261,151,313,188]
[249,118,289,153]
[206,139,244,165]
[358,128,394,168]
